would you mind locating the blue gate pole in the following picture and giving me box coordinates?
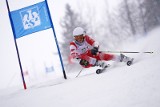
[45,0,67,79]
[6,0,27,89]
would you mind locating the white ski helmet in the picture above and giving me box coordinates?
[73,27,85,36]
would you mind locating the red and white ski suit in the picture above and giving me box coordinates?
[70,35,115,68]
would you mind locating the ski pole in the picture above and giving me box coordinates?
[75,68,84,78]
[99,51,153,54]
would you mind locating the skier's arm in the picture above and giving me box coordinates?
[85,35,99,55]
[85,35,99,48]
[70,45,79,59]
[69,44,81,64]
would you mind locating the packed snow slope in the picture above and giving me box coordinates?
[0,28,160,107]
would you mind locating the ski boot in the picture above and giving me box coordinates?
[95,61,110,74]
[120,54,134,66]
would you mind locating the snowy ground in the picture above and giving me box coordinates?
[0,28,160,107]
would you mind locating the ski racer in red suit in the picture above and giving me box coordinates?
[69,27,132,68]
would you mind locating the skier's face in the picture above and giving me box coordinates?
[74,34,84,43]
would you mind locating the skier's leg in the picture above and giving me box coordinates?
[112,54,132,62]
[79,54,108,68]
[120,54,133,62]
[119,54,133,65]
[97,52,115,61]
[89,53,110,68]
[78,51,110,68]
[79,54,97,68]
[98,52,131,62]
[112,54,133,65]
[94,60,109,68]
[97,52,133,65]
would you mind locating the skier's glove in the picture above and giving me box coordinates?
[79,59,89,67]
[91,47,98,55]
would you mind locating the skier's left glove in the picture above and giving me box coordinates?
[91,47,98,55]
[79,59,89,67]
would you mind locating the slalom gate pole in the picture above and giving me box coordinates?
[45,0,67,79]
[99,51,153,54]
[6,0,27,90]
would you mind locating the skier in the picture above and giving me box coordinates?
[69,27,133,69]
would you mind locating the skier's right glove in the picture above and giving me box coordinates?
[91,47,98,55]
[79,59,89,67]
